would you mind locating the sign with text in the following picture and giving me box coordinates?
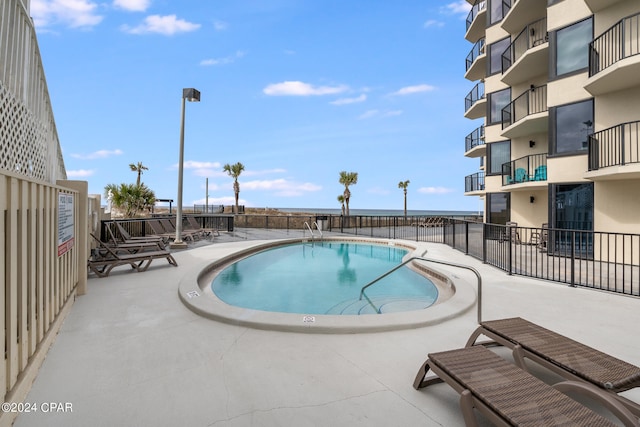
[57,193,75,256]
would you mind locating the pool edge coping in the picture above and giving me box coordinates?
[178,237,478,333]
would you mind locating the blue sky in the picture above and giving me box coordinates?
[32,0,479,212]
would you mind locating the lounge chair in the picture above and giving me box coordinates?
[532,165,547,181]
[413,345,639,426]
[186,216,219,238]
[88,233,177,277]
[114,221,166,244]
[106,222,166,249]
[159,218,199,241]
[465,317,640,417]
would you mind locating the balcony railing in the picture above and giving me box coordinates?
[466,38,485,72]
[588,120,640,171]
[465,125,485,153]
[466,0,487,31]
[465,171,485,192]
[501,153,547,186]
[501,84,547,129]
[502,17,547,73]
[589,12,640,77]
[465,82,485,112]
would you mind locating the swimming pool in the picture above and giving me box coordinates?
[211,241,438,315]
[179,237,476,333]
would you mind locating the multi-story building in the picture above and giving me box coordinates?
[464,0,640,237]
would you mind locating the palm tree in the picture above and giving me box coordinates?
[337,195,345,216]
[398,180,410,217]
[129,162,148,186]
[223,162,245,214]
[104,183,156,218]
[338,171,358,216]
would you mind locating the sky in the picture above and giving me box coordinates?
[32,0,480,212]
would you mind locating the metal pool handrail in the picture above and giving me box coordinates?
[359,256,483,323]
[303,221,323,241]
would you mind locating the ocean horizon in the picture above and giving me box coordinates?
[273,207,482,217]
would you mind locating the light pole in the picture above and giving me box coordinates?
[171,88,200,249]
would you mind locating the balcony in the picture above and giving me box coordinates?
[501,84,548,139]
[464,82,486,120]
[501,0,546,35]
[465,38,486,81]
[584,0,624,13]
[465,172,485,195]
[465,0,487,43]
[585,120,640,180]
[465,125,485,158]
[502,153,548,189]
[586,12,640,95]
[501,18,548,86]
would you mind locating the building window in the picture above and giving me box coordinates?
[550,183,594,257]
[550,99,593,155]
[488,88,511,125]
[488,37,510,76]
[489,0,507,26]
[487,140,511,175]
[487,193,510,225]
[551,17,592,78]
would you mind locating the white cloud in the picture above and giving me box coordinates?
[66,169,95,177]
[423,19,445,28]
[122,14,201,35]
[70,149,123,160]
[441,1,471,16]
[417,186,455,194]
[200,51,246,66]
[330,94,367,106]
[390,84,436,96]
[242,179,322,197]
[263,81,349,96]
[113,0,150,12]
[358,109,402,120]
[31,0,103,29]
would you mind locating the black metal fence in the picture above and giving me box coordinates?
[100,215,639,296]
[502,84,547,130]
[588,120,640,171]
[589,11,640,77]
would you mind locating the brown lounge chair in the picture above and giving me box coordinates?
[88,233,177,277]
[413,345,639,426]
[105,223,166,250]
[186,216,219,238]
[114,221,167,245]
[465,317,640,417]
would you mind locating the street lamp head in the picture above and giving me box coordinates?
[183,88,201,102]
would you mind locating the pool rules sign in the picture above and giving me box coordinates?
[57,193,75,256]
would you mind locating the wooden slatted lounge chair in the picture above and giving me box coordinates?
[147,219,181,242]
[159,218,199,241]
[88,234,177,277]
[465,317,640,417]
[413,345,639,427]
[106,223,166,249]
[186,216,219,238]
[114,221,166,244]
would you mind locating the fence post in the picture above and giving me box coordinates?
[570,231,576,287]
[465,221,469,255]
[507,224,513,275]
[482,223,487,263]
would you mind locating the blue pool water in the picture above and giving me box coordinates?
[211,241,438,315]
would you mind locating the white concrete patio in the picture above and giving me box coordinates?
[13,237,640,426]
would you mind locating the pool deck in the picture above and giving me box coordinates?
[14,231,640,426]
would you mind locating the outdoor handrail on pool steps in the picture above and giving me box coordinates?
[303,221,323,243]
[358,257,482,324]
